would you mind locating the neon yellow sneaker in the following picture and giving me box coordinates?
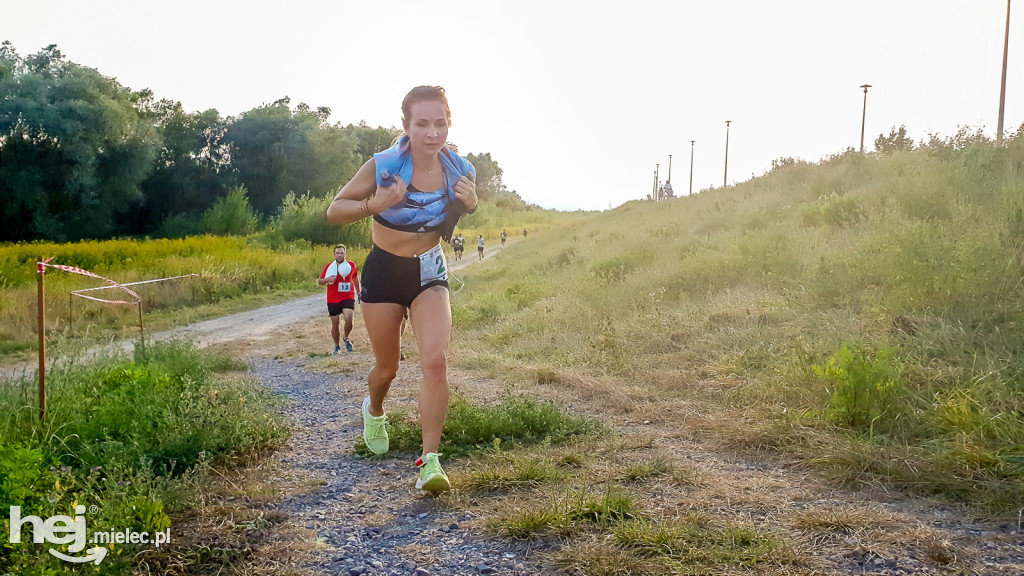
[362,397,389,455]
[415,452,451,492]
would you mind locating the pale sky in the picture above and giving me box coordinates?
[4,1,1022,211]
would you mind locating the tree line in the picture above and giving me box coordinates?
[0,42,525,243]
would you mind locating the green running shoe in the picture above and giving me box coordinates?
[415,452,451,492]
[361,397,389,454]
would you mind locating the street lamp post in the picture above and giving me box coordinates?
[723,121,731,188]
[689,140,695,195]
[999,0,1012,145]
[667,154,673,184]
[859,84,872,153]
[655,163,660,201]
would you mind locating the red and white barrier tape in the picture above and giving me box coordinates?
[73,273,198,294]
[38,260,141,304]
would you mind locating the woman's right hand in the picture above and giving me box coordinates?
[369,176,406,214]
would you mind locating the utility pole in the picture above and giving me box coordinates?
[655,163,660,201]
[723,121,731,188]
[689,140,695,195]
[999,0,1012,145]
[667,154,673,183]
[860,84,872,153]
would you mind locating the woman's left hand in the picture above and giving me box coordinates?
[453,176,478,212]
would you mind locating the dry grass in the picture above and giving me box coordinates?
[136,454,325,575]
[204,246,1021,575]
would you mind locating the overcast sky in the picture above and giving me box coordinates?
[4,1,1022,210]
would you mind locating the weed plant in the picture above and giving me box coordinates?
[450,138,1024,511]
[0,340,287,574]
[354,393,604,458]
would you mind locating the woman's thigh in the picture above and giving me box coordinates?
[408,286,452,364]
[362,302,406,366]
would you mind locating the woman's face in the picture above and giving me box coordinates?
[406,100,449,156]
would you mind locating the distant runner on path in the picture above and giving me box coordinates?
[523,228,528,238]
[501,229,507,246]
[317,244,359,354]
[477,234,485,260]
[453,233,464,261]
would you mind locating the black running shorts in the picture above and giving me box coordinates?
[327,299,355,316]
[360,245,448,308]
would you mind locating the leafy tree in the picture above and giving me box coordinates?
[0,43,158,241]
[308,122,362,199]
[223,97,361,217]
[874,125,915,153]
[466,152,505,201]
[202,185,258,235]
[137,99,231,230]
[346,121,401,161]
[465,151,530,209]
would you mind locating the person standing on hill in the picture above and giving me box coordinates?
[477,234,485,260]
[325,85,478,492]
[317,244,359,354]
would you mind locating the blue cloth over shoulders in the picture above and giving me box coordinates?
[372,135,476,241]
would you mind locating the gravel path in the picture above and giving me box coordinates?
[252,355,549,576]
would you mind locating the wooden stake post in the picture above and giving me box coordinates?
[37,258,46,421]
[138,301,145,348]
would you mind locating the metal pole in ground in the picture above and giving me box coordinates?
[998,0,1012,145]
[69,292,73,334]
[859,84,871,153]
[37,258,46,421]
[689,140,695,195]
[723,120,731,188]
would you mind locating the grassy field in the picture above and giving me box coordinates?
[0,235,352,360]
[0,205,571,362]
[0,340,289,574]
[449,141,1024,513]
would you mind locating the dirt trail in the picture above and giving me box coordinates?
[0,244,503,381]
[154,243,499,350]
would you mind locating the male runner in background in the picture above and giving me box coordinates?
[318,244,360,353]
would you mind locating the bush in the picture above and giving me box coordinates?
[0,340,287,573]
[203,185,259,236]
[274,191,370,247]
[155,214,203,239]
[800,192,863,227]
[814,343,906,434]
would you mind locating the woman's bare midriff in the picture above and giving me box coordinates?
[371,222,443,258]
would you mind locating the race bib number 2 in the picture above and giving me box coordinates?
[419,244,448,287]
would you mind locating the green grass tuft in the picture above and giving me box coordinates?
[354,393,604,458]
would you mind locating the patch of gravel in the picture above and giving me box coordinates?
[251,356,552,576]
